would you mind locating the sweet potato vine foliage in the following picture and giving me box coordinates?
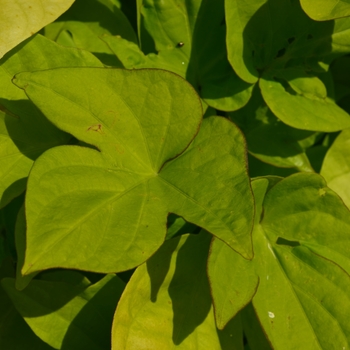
[1,0,350,349]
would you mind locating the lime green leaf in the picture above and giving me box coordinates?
[321,128,350,209]
[12,68,253,275]
[108,0,253,111]
[229,86,314,171]
[301,0,350,21]
[112,232,242,349]
[0,0,75,59]
[208,236,258,330]
[260,69,350,132]
[209,175,350,349]
[44,0,137,66]
[2,273,125,350]
[0,34,103,208]
[0,258,54,349]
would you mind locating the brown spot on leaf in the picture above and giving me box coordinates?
[87,124,103,133]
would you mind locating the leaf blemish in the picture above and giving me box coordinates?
[268,311,275,318]
[87,124,103,133]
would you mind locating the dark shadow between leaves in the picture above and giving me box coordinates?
[146,236,179,302]
[61,276,124,350]
[2,279,86,318]
[168,233,212,345]
[2,98,71,161]
[165,213,198,241]
[0,178,27,209]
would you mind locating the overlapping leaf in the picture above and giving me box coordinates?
[13,67,254,275]
[0,0,75,58]
[225,0,350,131]
[208,174,350,349]
[301,0,350,21]
[44,0,137,66]
[103,0,253,111]
[112,232,244,349]
[321,128,350,209]
[0,34,103,208]
[260,68,350,132]
[2,271,125,349]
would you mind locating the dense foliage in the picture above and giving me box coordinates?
[1,0,350,349]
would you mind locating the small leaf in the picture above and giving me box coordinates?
[260,69,350,132]
[0,0,75,58]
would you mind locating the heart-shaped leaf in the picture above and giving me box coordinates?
[208,174,350,349]
[13,67,254,275]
